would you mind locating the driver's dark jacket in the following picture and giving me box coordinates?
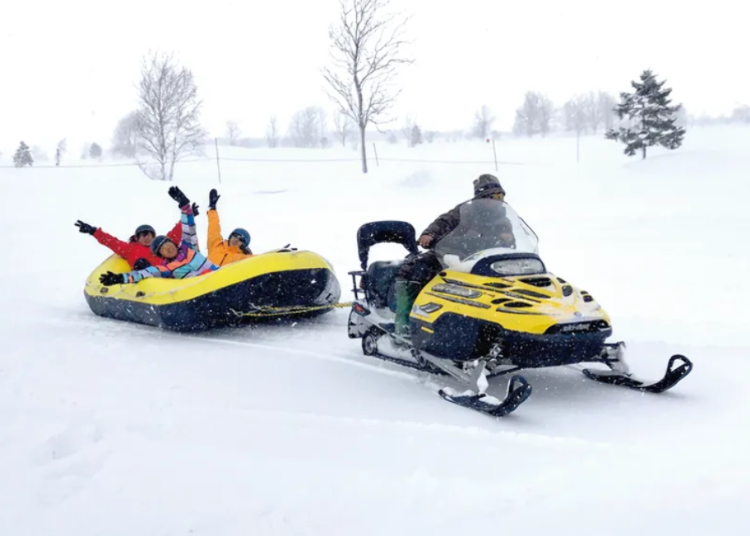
[398,196,513,285]
[420,196,513,248]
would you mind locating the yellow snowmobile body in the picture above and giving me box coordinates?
[408,267,612,367]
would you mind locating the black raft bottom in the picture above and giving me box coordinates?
[85,268,341,332]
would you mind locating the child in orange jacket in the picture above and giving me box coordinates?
[205,189,254,267]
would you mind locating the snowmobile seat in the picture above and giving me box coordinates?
[366,260,404,310]
[357,220,419,270]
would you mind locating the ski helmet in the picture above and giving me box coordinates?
[150,235,173,256]
[134,224,156,237]
[229,228,250,247]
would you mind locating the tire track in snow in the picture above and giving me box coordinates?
[187,404,616,449]
[45,312,428,383]
[188,334,417,381]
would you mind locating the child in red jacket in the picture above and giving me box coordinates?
[75,197,199,269]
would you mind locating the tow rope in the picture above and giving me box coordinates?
[229,301,353,318]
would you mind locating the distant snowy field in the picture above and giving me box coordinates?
[1,127,748,535]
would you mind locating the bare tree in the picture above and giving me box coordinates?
[732,104,750,123]
[265,115,279,148]
[514,92,540,137]
[598,91,617,131]
[538,94,555,137]
[225,120,241,146]
[424,130,437,143]
[289,106,327,148]
[514,92,554,137]
[55,138,67,166]
[400,115,415,143]
[563,95,588,135]
[135,51,206,181]
[582,92,601,134]
[112,111,140,158]
[333,110,355,147]
[472,105,495,139]
[322,0,414,173]
[317,108,329,148]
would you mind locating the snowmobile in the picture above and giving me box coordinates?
[346,199,693,417]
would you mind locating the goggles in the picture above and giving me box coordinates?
[229,233,246,244]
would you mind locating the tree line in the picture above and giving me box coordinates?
[7,0,749,172]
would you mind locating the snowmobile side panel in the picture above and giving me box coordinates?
[411,313,611,366]
[411,269,612,338]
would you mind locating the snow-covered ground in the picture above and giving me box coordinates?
[1,127,748,535]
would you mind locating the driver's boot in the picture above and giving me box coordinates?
[394,280,418,339]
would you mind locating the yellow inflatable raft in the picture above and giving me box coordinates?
[83,248,341,331]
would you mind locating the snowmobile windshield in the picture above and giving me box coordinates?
[433,199,539,263]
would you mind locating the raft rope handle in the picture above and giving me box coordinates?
[229,301,353,318]
[86,276,354,317]
[86,277,353,317]
[85,274,218,300]
[86,249,324,300]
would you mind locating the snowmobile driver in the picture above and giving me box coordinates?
[393,174,513,337]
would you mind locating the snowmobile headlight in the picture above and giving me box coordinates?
[490,258,545,276]
[432,283,482,299]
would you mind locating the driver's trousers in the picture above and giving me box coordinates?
[393,251,443,332]
[397,250,443,287]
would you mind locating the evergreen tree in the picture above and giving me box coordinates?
[90,142,103,158]
[410,124,423,147]
[606,70,685,159]
[13,141,33,168]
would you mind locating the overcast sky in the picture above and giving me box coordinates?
[1,0,747,151]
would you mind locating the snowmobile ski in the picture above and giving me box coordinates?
[582,354,693,394]
[438,375,532,417]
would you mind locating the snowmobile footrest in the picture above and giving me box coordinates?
[582,354,693,394]
[438,375,532,417]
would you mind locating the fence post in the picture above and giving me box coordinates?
[491,138,498,171]
[214,138,222,183]
[372,143,379,167]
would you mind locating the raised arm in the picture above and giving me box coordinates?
[207,189,224,252]
[76,220,133,260]
[99,265,172,286]
[168,186,200,251]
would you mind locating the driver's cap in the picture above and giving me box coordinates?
[473,174,505,198]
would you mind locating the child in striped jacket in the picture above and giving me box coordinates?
[99,187,220,286]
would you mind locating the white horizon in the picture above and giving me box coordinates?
[2,0,747,152]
